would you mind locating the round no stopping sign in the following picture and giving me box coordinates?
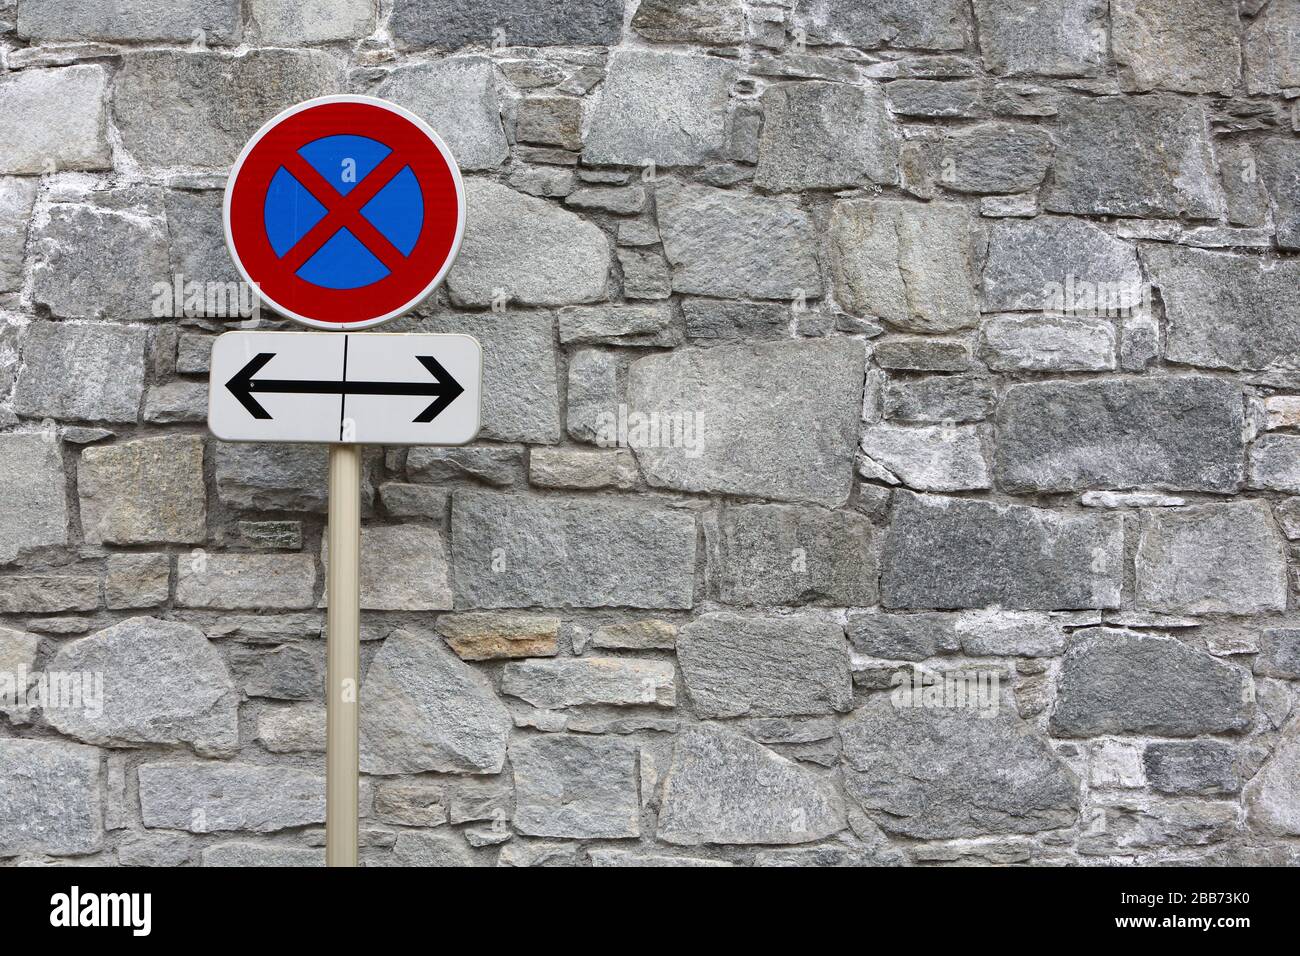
[224,95,466,330]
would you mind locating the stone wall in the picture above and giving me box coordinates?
[1,0,1299,866]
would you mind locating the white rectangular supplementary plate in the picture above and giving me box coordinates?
[207,330,482,445]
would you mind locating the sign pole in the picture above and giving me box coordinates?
[325,443,362,867]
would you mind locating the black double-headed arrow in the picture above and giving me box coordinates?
[226,352,464,423]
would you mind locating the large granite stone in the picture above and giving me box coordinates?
[826,199,979,332]
[0,65,110,173]
[13,321,146,421]
[882,492,1123,610]
[860,422,991,492]
[584,51,737,167]
[451,492,696,609]
[716,503,878,606]
[251,0,373,43]
[995,377,1246,493]
[447,179,608,307]
[390,0,623,50]
[45,617,238,757]
[360,629,510,774]
[1044,95,1224,218]
[796,0,967,50]
[1051,629,1254,736]
[1135,502,1287,614]
[656,179,822,300]
[176,554,317,610]
[0,739,103,856]
[936,122,1053,194]
[981,216,1141,313]
[0,433,68,564]
[373,58,508,171]
[79,435,206,545]
[114,50,344,168]
[138,762,326,832]
[842,695,1080,838]
[513,735,640,839]
[1142,245,1300,371]
[677,612,851,718]
[657,725,846,845]
[18,0,241,42]
[1112,0,1241,94]
[974,0,1107,77]
[755,81,898,192]
[29,191,169,321]
[626,339,863,506]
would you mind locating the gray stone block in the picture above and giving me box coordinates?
[882,491,1123,610]
[29,193,169,321]
[995,377,1245,493]
[584,51,736,167]
[0,65,110,174]
[677,611,851,718]
[447,179,608,307]
[1135,502,1287,614]
[360,628,510,774]
[716,503,877,606]
[14,322,146,422]
[656,179,821,300]
[626,339,863,506]
[390,0,623,50]
[842,695,1079,838]
[451,492,696,609]
[0,433,67,564]
[0,739,103,856]
[755,81,898,192]
[114,50,344,168]
[18,0,241,43]
[1142,245,1300,371]
[512,736,640,839]
[826,199,979,332]
[1051,629,1254,736]
[79,435,206,545]
[45,617,238,756]
[177,553,317,610]
[1112,0,1241,94]
[974,0,1107,77]
[1044,95,1224,218]
[138,762,327,832]
[657,725,845,845]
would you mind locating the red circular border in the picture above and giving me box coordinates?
[227,101,461,327]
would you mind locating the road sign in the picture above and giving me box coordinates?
[208,330,482,445]
[224,95,466,331]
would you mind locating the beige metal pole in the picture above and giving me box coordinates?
[326,443,362,867]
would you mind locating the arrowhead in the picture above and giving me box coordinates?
[413,355,464,423]
[226,352,275,420]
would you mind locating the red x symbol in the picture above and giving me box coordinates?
[276,151,410,273]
